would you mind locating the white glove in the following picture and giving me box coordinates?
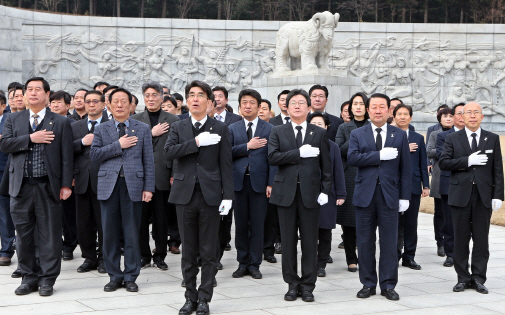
[219,200,232,216]
[399,199,409,213]
[492,199,503,211]
[468,151,488,167]
[299,144,320,158]
[380,147,398,160]
[317,193,328,206]
[196,132,221,147]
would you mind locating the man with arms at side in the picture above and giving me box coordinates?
[164,80,233,315]
[436,103,466,268]
[212,86,242,125]
[393,104,429,270]
[348,93,411,301]
[268,90,290,126]
[70,89,88,121]
[71,90,109,274]
[439,102,504,294]
[0,77,73,296]
[268,89,332,302]
[90,88,155,293]
[131,82,179,270]
[229,89,276,280]
[309,84,344,142]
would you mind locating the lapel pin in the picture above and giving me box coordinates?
[49,122,53,125]
[391,134,394,137]
[484,137,488,141]
[310,131,313,135]
[131,130,135,132]
[210,127,213,131]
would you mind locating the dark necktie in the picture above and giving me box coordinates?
[89,121,97,134]
[284,116,290,124]
[195,122,201,130]
[247,122,253,141]
[296,126,303,148]
[471,133,478,152]
[375,128,382,151]
[118,122,126,137]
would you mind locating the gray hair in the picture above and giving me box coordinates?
[142,81,163,96]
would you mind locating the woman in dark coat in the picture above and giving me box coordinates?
[334,92,369,272]
[307,112,346,277]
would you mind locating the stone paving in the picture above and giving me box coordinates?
[1,212,505,314]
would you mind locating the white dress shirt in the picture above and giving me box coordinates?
[0,114,4,125]
[191,115,208,129]
[214,110,227,123]
[465,127,481,148]
[370,122,387,149]
[106,109,113,120]
[29,107,47,128]
[244,116,259,137]
[291,120,307,143]
[87,115,103,131]
[281,113,290,124]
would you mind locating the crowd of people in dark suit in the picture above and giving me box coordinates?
[0,77,502,315]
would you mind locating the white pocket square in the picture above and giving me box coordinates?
[485,150,493,153]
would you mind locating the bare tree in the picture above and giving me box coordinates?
[73,0,80,14]
[178,0,196,18]
[424,0,428,22]
[140,0,145,17]
[161,0,167,18]
[41,0,63,11]
[338,0,375,22]
[117,0,121,17]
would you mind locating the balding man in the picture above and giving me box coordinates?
[439,102,504,294]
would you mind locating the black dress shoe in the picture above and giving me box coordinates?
[472,280,489,294]
[224,243,232,251]
[443,256,454,267]
[301,290,314,302]
[437,246,446,257]
[179,298,197,315]
[453,282,471,292]
[274,243,282,254]
[153,259,169,271]
[232,267,249,278]
[62,251,73,261]
[249,268,262,279]
[357,286,376,298]
[98,261,107,274]
[338,241,344,249]
[15,283,38,295]
[181,279,186,287]
[213,278,217,287]
[284,289,298,301]
[77,261,98,273]
[39,284,53,296]
[196,299,210,315]
[265,255,277,263]
[104,281,122,292]
[216,261,223,270]
[124,281,138,292]
[140,258,151,269]
[317,267,326,277]
[402,259,421,270]
[327,255,333,263]
[381,289,399,301]
[348,264,358,272]
[11,269,22,278]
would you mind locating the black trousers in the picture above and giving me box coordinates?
[356,184,398,290]
[177,185,220,302]
[433,197,444,247]
[317,228,332,269]
[234,175,268,270]
[451,186,492,284]
[10,179,62,286]
[398,193,421,261]
[100,177,142,283]
[76,181,103,263]
[441,194,454,258]
[277,185,320,293]
[62,187,77,253]
[167,202,181,247]
[341,225,358,265]
[263,202,280,257]
[139,188,169,262]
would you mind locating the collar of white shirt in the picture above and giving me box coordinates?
[191,115,208,128]
[214,111,226,121]
[281,113,290,123]
[88,115,103,126]
[244,116,259,129]
[291,120,307,133]
[370,121,387,134]
[465,127,481,140]
[30,107,47,121]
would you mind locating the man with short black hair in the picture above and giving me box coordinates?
[258,99,272,122]
[93,81,110,93]
[269,90,290,126]
[102,85,119,120]
[212,86,242,125]
[308,84,344,141]
[9,85,25,113]
[70,89,88,120]
[130,95,139,115]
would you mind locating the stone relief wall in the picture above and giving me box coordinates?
[2,6,505,129]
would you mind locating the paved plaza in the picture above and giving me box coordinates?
[1,212,505,314]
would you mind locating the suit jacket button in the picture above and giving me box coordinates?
[197,163,199,165]
[473,168,476,170]
[193,176,196,179]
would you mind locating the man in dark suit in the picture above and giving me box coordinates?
[71,90,108,274]
[0,77,74,296]
[0,95,14,267]
[388,98,415,131]
[131,82,180,270]
[69,89,88,121]
[309,85,344,142]
[229,89,276,280]
[348,93,411,301]
[268,90,290,126]
[436,103,466,268]
[268,89,332,302]
[440,102,504,294]
[90,88,155,293]
[165,80,233,315]
[393,104,429,270]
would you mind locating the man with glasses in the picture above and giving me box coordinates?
[440,102,503,294]
[165,80,233,315]
[308,85,344,142]
[268,89,332,302]
[131,82,179,270]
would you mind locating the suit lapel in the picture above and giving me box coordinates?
[457,130,473,156]
[106,120,120,142]
[283,123,297,149]
[239,119,248,143]
[224,111,230,125]
[142,111,151,128]
[254,119,265,138]
[364,124,377,151]
[478,129,489,152]
[182,118,194,144]
[43,111,55,132]
[20,110,30,136]
[197,116,216,161]
[384,125,396,148]
[303,124,315,145]
[80,119,89,136]
[127,119,137,138]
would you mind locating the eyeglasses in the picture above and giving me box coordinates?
[310,94,326,99]
[188,93,208,100]
[144,93,160,99]
[288,101,307,106]
[464,110,482,116]
[85,99,101,104]
[454,111,464,116]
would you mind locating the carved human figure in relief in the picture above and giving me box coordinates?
[196,49,227,86]
[77,49,120,79]
[275,11,340,72]
[349,42,382,77]
[447,86,472,107]
[472,56,493,103]
[259,49,276,74]
[386,57,414,99]
[327,45,359,74]
[224,62,240,92]
[168,45,199,92]
[239,68,252,90]
[149,46,170,83]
